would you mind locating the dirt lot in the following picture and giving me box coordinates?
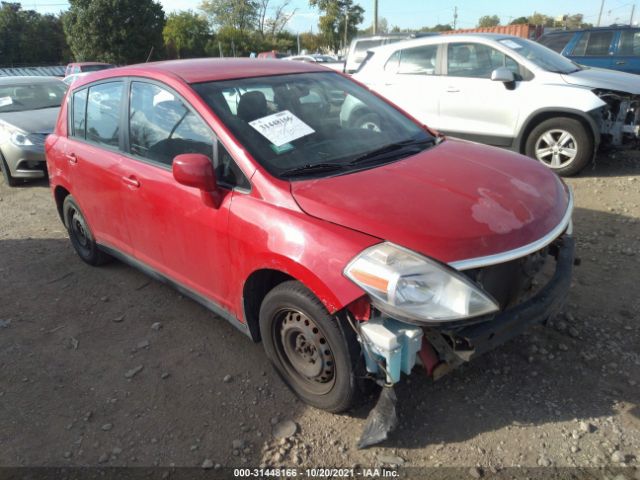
[0,151,639,475]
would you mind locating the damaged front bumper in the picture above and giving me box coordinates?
[593,89,640,147]
[358,234,575,383]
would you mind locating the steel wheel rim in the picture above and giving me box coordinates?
[69,207,91,252]
[273,308,336,395]
[534,129,578,168]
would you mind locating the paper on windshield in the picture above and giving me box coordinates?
[0,97,13,107]
[249,110,314,147]
[500,39,522,49]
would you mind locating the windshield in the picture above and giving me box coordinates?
[498,37,581,74]
[193,72,434,180]
[0,81,67,113]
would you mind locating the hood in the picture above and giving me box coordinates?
[561,67,640,94]
[291,139,570,265]
[0,107,60,134]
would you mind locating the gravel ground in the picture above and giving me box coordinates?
[0,151,639,475]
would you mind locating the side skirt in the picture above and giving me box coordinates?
[98,244,252,339]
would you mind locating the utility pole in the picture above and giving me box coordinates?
[453,6,458,30]
[631,4,636,25]
[597,0,605,26]
[344,11,349,52]
[373,0,378,35]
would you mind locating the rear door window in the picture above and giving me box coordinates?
[385,45,438,75]
[85,81,123,148]
[572,31,614,56]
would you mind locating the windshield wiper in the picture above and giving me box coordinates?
[349,138,436,166]
[280,162,346,177]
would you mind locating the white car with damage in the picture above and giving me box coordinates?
[349,33,640,175]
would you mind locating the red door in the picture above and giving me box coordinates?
[65,81,132,254]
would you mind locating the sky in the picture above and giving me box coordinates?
[19,0,640,33]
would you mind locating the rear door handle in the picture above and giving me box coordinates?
[66,153,77,164]
[615,61,626,65]
[446,86,460,93]
[122,175,140,188]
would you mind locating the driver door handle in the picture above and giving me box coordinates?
[446,86,460,93]
[122,175,140,188]
[66,153,77,164]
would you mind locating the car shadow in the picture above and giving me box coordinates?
[576,149,640,178]
[0,205,637,466]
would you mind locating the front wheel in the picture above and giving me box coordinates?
[0,152,19,187]
[259,281,363,413]
[525,117,593,176]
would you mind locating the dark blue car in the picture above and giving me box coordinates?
[538,26,640,75]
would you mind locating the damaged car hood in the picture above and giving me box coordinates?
[290,139,570,265]
[561,67,640,94]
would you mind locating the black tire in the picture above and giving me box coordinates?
[525,117,593,176]
[62,195,112,266]
[0,151,20,187]
[259,281,363,413]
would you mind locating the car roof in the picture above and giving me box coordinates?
[76,58,327,85]
[0,76,64,85]
[541,25,640,34]
[369,33,518,53]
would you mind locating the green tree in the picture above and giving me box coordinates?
[0,2,69,66]
[63,0,165,64]
[528,12,553,27]
[309,0,364,53]
[163,10,210,59]
[510,16,529,25]
[477,15,500,27]
[200,0,259,34]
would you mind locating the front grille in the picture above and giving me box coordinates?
[28,133,48,146]
[462,244,552,310]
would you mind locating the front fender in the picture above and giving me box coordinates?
[228,194,380,317]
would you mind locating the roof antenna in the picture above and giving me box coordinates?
[145,46,154,63]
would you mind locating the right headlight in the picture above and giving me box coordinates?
[344,242,499,324]
[10,131,34,146]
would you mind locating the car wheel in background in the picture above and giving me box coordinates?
[259,281,363,413]
[525,117,592,176]
[62,195,112,266]
[0,151,20,187]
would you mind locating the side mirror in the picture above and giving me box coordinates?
[172,153,217,192]
[491,67,515,83]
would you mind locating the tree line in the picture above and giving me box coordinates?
[0,0,597,68]
[0,0,347,67]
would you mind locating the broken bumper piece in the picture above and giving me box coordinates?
[358,235,575,383]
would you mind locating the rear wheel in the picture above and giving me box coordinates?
[525,117,592,176]
[259,281,363,413]
[0,151,19,187]
[63,195,112,266]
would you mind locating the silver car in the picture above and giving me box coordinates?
[0,76,67,186]
[352,34,640,175]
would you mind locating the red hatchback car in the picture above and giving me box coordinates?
[46,59,574,412]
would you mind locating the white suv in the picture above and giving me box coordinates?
[351,33,640,175]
